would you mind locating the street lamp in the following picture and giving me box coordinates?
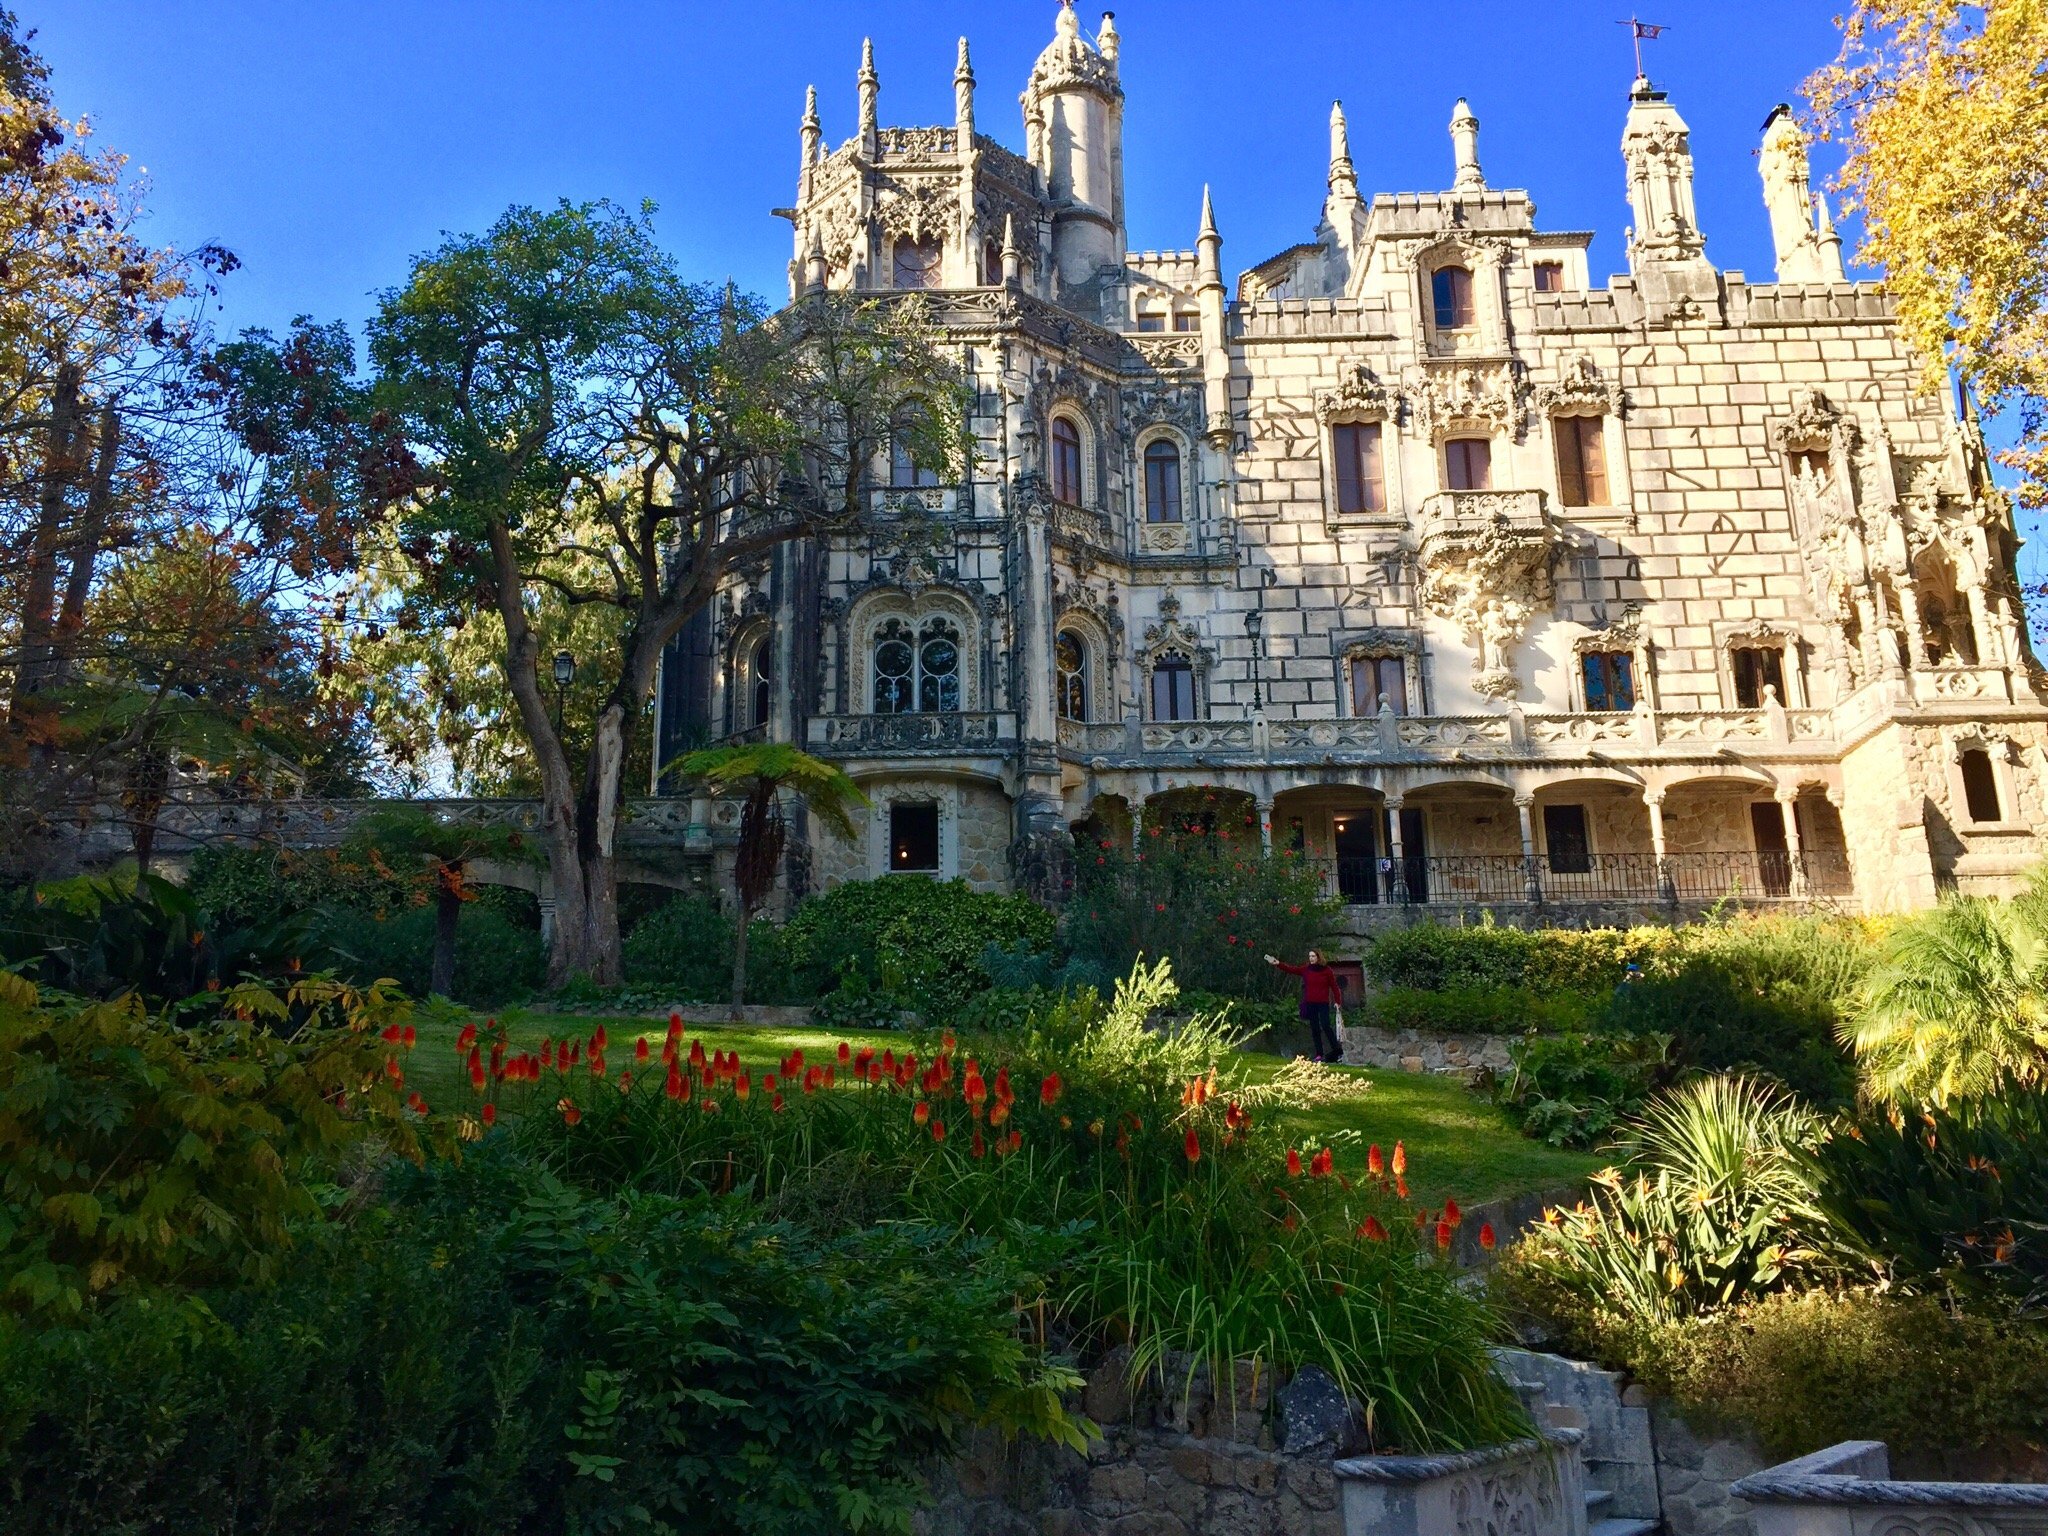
[1243,608,1264,712]
[551,650,575,734]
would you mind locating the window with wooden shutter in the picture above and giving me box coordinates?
[1555,415,1609,506]
[1332,422,1386,515]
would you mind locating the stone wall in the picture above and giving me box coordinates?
[1338,1022,1515,1076]
[919,1353,1348,1536]
[809,777,1016,891]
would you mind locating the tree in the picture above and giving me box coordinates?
[224,200,968,985]
[672,742,863,1012]
[344,806,531,998]
[1805,1,2048,525]
[1844,871,2048,1104]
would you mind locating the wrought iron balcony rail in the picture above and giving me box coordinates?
[1328,849,1853,907]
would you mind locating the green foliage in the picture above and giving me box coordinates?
[781,878,1058,1022]
[1805,1075,2048,1315]
[526,962,1527,1453]
[0,1151,1080,1535]
[622,895,737,1002]
[1498,1076,1826,1337]
[0,972,433,1315]
[0,873,316,1008]
[1603,957,1856,1105]
[1064,822,1338,1000]
[1370,984,1597,1036]
[1846,884,2048,1105]
[1593,1290,2048,1467]
[1492,1029,1676,1148]
[1364,921,1686,994]
[316,903,544,1010]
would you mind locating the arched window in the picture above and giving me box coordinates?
[981,237,1003,286]
[893,240,941,291]
[1050,416,1084,504]
[1431,265,1475,330]
[1150,653,1195,721]
[1142,440,1182,523]
[872,615,964,714]
[750,636,774,729]
[1056,631,1089,722]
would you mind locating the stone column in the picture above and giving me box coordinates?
[1645,788,1675,905]
[1515,793,1542,904]
[1131,796,1146,855]
[1776,785,1809,899]
[1386,796,1408,904]
[1255,796,1274,856]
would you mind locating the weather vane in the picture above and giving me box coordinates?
[1616,16,1667,82]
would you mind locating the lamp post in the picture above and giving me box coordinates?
[551,650,575,735]
[1244,608,1264,712]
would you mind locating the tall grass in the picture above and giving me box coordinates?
[498,963,1525,1453]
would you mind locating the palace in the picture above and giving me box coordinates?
[656,2,2048,925]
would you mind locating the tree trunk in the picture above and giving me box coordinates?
[13,362,82,711]
[51,403,118,687]
[730,900,751,1016]
[127,740,168,875]
[432,863,462,998]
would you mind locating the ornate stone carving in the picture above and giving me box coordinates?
[1416,491,1556,700]
[1141,591,1211,665]
[875,126,956,160]
[1573,603,1643,655]
[1315,361,1395,423]
[1536,352,1623,418]
[1774,387,1861,455]
[1139,520,1190,553]
[871,509,956,591]
[1404,358,1530,442]
[1342,626,1424,657]
[873,175,958,245]
[1131,335,1200,371]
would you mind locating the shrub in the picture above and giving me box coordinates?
[0,1151,1082,1534]
[621,895,735,1002]
[518,963,1527,1453]
[1603,956,1855,1105]
[1497,1076,1825,1340]
[1805,1075,2048,1314]
[781,877,1058,1020]
[1363,922,1686,995]
[1610,1290,2048,1467]
[1370,984,1597,1036]
[1064,834,1338,1000]
[316,902,544,1009]
[1491,1028,1675,1148]
[0,972,434,1315]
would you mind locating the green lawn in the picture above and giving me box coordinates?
[407,1004,1601,1207]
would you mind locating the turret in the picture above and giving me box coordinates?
[1020,1,1126,294]
[1328,101,1358,204]
[857,37,878,158]
[1195,187,1231,444]
[1450,98,1485,191]
[1622,77,1706,265]
[954,37,975,142]
[799,84,821,202]
[1758,105,1845,283]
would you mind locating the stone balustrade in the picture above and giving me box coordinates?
[1733,1441,2048,1536]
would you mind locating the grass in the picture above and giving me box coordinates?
[408,1001,1601,1206]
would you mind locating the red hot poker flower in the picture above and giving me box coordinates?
[1310,1147,1334,1178]
[455,1022,477,1053]
[1436,1219,1454,1250]
[1367,1144,1384,1177]
[837,1041,851,1065]
[1391,1141,1407,1176]
[665,1069,683,1100]
[1286,1148,1304,1178]
[1359,1216,1389,1241]
[481,1102,496,1126]
[930,1117,947,1143]
[1479,1222,1497,1251]
[1040,1073,1063,1106]
[972,1129,986,1159]
[1443,1198,1462,1228]
[735,1071,751,1101]
[635,1038,650,1062]
[914,1101,931,1125]
[559,1100,581,1125]
[1184,1127,1202,1163]
[591,1025,608,1053]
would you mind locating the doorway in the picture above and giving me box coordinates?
[1333,811,1379,904]
[1749,801,1791,897]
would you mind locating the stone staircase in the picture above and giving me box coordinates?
[1498,1348,1663,1536]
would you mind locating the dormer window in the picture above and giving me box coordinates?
[1444,437,1492,491]
[1431,265,1476,330]
[893,240,941,291]
[1050,416,1084,504]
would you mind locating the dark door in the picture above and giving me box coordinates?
[1749,801,1791,896]
[1333,812,1378,904]
[1543,804,1592,876]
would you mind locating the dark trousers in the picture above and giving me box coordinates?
[1302,1002,1341,1062]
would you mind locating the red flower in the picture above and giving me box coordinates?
[804,1066,823,1094]
[541,1041,554,1069]
[1184,1127,1202,1163]
[763,1072,777,1092]
[665,1068,683,1100]
[668,1011,682,1033]
[837,1041,851,1064]
[1391,1141,1407,1176]
[771,1093,784,1112]
[1040,1072,1062,1106]
[559,1100,581,1125]
[883,1048,897,1075]
[407,1091,428,1115]
[735,1071,751,1101]
[1395,1172,1409,1200]
[676,1075,692,1104]
[914,1101,931,1125]
[1310,1147,1334,1178]
[1367,1144,1384,1178]
[689,1038,707,1071]
[481,1102,497,1127]
[1479,1222,1497,1251]
[931,1117,947,1143]
[1436,1219,1454,1250]
[1443,1198,1462,1228]
[592,1025,608,1053]
[1359,1216,1389,1241]
[455,1022,477,1053]
[635,1038,650,1062]
[972,1129,986,1159]
[589,1052,607,1079]
[1286,1148,1303,1177]
[1154,902,1166,912]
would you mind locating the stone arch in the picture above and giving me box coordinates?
[1045,400,1100,507]
[1052,604,1118,724]
[846,586,986,712]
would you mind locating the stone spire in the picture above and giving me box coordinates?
[1195,187,1231,444]
[803,224,827,295]
[1327,100,1358,201]
[1022,0,1127,291]
[1450,98,1484,191]
[1622,76,1706,265]
[1098,10,1119,71]
[954,37,975,141]
[1196,184,1222,287]
[1000,212,1021,286]
[799,84,821,202]
[857,37,878,156]
[1759,104,1843,283]
[1814,188,1846,281]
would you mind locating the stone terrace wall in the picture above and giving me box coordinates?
[919,1353,1348,1536]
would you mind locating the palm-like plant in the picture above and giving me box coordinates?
[1845,876,2048,1105]
[671,743,865,1012]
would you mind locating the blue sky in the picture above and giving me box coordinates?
[27,1,2043,590]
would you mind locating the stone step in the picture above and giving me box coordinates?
[1589,1518,1660,1536]
[1585,1488,1614,1515]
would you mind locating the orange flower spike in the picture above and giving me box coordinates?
[931,1117,947,1143]
[1479,1222,1497,1251]
[1311,1147,1334,1178]
[1040,1072,1063,1107]
[882,1048,897,1076]
[914,1100,932,1125]
[559,1100,582,1126]
[541,1041,554,1069]
[1286,1148,1303,1178]
[456,1022,478,1053]
[689,1039,708,1071]
[763,1072,777,1092]
[824,1066,836,1089]
[735,1071,751,1101]
[618,1071,632,1094]
[989,1102,1009,1128]
[1396,1173,1409,1200]
[942,1031,957,1052]
[667,1011,683,1037]
[1391,1141,1407,1176]
[1184,1127,1202,1163]
[1435,1219,1454,1250]
[592,1025,608,1053]
[665,1068,683,1100]
[972,1129,986,1160]
[676,1075,692,1104]
[481,1102,496,1127]
[1443,1198,1462,1228]
[771,1093,784,1112]
[1360,1216,1389,1241]
[1367,1144,1384,1178]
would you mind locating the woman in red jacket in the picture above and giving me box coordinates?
[1265,948,1343,1063]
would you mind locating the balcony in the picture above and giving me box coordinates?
[810,711,1014,756]
[1326,849,1853,908]
[1414,488,1552,564]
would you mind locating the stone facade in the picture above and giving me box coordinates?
[657,3,2048,921]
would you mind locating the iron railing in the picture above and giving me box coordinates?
[1329,850,1854,906]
